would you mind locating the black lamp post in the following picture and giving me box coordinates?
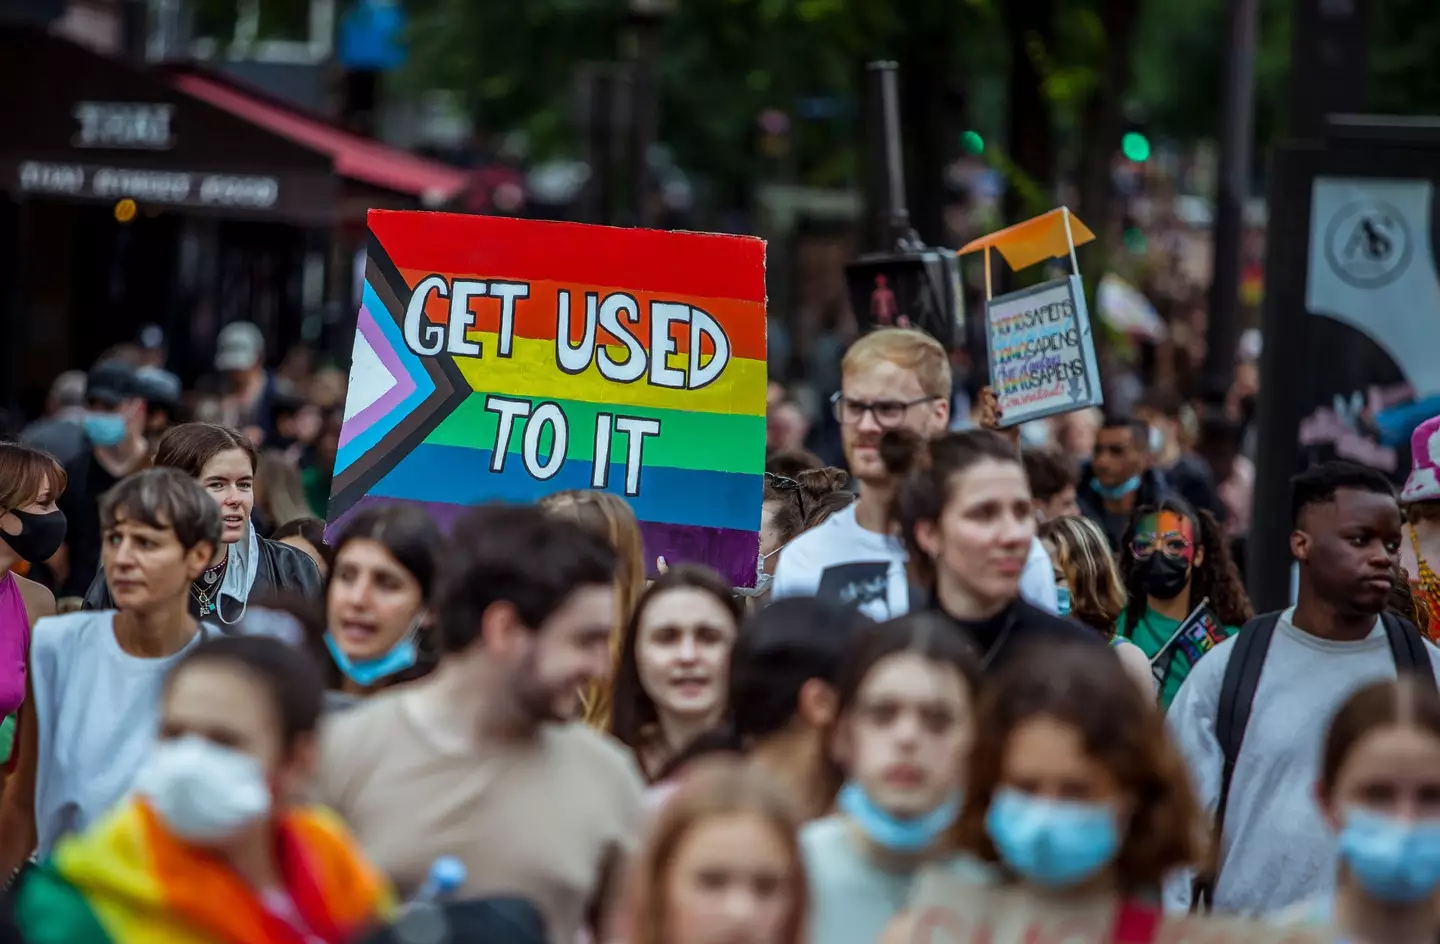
[626,0,675,227]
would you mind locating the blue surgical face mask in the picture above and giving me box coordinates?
[1090,475,1140,501]
[83,412,128,447]
[838,782,961,853]
[1340,808,1440,903]
[985,787,1120,887]
[1056,584,1072,617]
[324,629,420,687]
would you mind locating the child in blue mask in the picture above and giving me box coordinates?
[1271,678,1440,940]
[947,639,1202,908]
[800,613,984,944]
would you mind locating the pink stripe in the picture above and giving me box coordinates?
[338,305,418,448]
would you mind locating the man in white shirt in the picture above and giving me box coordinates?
[772,328,1057,620]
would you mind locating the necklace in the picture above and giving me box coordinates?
[1408,524,1439,638]
[191,555,229,618]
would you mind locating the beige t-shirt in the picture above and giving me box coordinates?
[314,690,646,943]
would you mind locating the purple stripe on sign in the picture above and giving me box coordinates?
[327,496,761,588]
[339,305,418,449]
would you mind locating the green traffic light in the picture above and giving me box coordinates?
[960,130,984,155]
[1121,132,1151,162]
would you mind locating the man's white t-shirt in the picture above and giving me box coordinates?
[770,504,1059,620]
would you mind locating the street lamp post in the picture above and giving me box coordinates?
[626,0,675,228]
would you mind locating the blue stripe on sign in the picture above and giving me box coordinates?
[366,442,762,533]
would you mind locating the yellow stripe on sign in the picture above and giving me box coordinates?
[452,333,767,415]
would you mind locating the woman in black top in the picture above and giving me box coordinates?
[82,423,322,623]
[882,428,1096,670]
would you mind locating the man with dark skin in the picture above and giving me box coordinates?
[1075,414,1172,551]
[1290,477,1404,641]
[1165,461,1439,914]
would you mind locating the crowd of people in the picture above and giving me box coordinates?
[0,321,1436,944]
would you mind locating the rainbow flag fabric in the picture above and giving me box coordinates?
[12,800,395,944]
[328,211,768,585]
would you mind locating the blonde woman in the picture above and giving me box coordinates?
[1038,516,1154,696]
[539,490,647,727]
[623,757,807,944]
[255,450,316,530]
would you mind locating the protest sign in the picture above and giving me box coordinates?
[959,207,1104,427]
[985,275,1102,425]
[908,874,1329,944]
[327,211,768,586]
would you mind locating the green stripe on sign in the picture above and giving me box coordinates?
[424,393,767,475]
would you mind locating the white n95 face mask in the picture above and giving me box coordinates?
[133,735,272,842]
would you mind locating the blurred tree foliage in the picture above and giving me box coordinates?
[1132,0,1440,151]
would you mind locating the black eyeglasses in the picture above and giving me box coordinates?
[765,472,800,491]
[830,392,939,428]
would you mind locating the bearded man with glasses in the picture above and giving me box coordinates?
[771,328,1059,620]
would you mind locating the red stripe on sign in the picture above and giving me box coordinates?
[370,211,767,304]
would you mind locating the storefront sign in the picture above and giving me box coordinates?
[16,161,279,210]
[73,102,176,150]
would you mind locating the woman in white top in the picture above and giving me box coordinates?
[1273,677,1440,943]
[802,612,982,944]
[0,468,222,877]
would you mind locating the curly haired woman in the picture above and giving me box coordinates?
[1116,497,1253,708]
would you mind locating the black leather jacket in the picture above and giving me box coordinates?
[82,536,323,620]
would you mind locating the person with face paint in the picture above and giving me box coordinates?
[1268,677,1440,941]
[1116,498,1252,708]
[802,613,982,944]
[0,444,67,765]
[1075,414,1175,552]
[943,640,1201,910]
[608,565,743,782]
[321,503,445,707]
[11,635,395,943]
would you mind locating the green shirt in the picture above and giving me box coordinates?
[1120,609,1238,708]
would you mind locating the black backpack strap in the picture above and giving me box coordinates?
[1381,612,1439,693]
[1192,611,1280,912]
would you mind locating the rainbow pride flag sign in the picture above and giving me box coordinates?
[327,211,768,585]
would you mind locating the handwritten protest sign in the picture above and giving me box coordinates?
[327,211,768,585]
[959,207,1104,427]
[908,874,1329,944]
[985,275,1102,425]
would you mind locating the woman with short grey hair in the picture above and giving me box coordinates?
[0,468,224,878]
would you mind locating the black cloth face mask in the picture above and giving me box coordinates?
[1138,552,1191,600]
[1,508,67,563]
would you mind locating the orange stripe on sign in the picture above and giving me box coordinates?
[395,269,768,361]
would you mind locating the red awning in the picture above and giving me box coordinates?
[173,73,468,203]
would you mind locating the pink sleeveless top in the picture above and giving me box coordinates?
[0,573,30,716]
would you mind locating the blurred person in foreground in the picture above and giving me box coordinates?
[623,757,806,944]
[314,504,644,942]
[539,490,647,728]
[12,635,394,944]
[773,329,1057,620]
[0,469,224,875]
